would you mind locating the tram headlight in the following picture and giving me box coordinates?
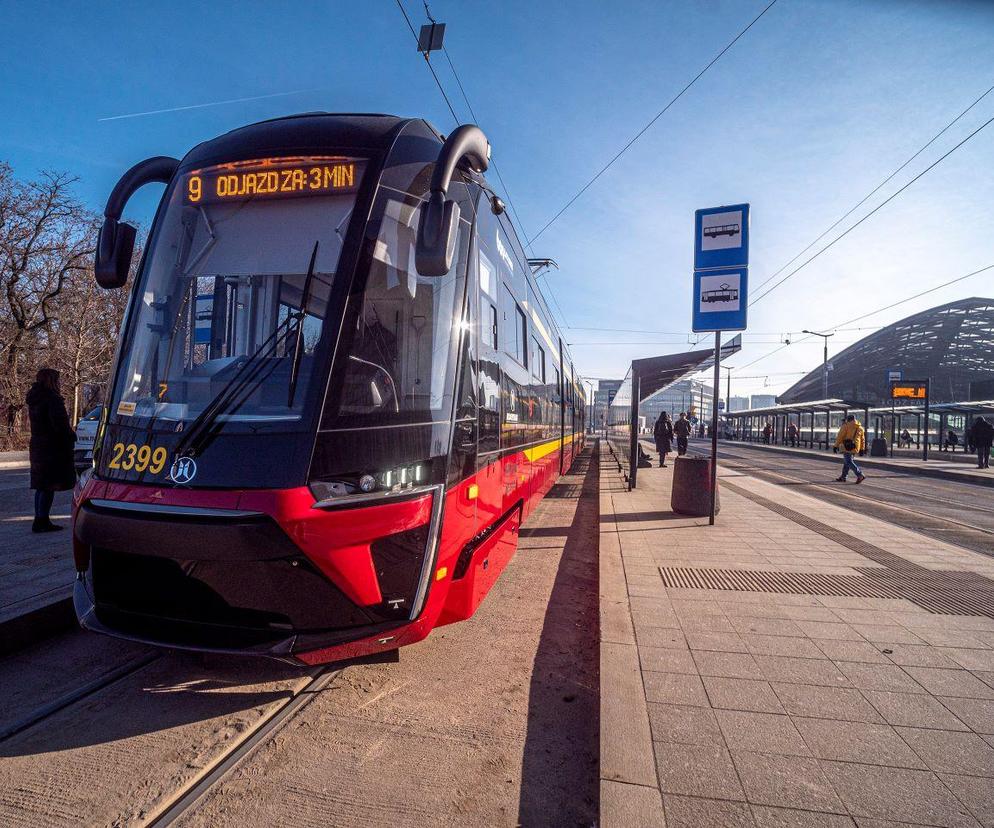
[309,462,430,504]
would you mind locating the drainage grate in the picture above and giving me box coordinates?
[659,480,994,619]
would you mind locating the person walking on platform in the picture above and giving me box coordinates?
[654,412,674,468]
[762,422,773,444]
[834,413,866,483]
[970,416,993,469]
[787,421,799,447]
[26,368,76,533]
[674,412,691,456]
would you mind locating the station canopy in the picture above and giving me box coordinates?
[630,334,742,403]
[607,335,741,490]
[725,398,870,419]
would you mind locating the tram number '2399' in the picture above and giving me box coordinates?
[107,442,169,474]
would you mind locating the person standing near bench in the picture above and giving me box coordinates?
[787,421,799,447]
[654,412,674,468]
[834,413,866,484]
[674,412,691,456]
[970,416,993,469]
[26,368,76,533]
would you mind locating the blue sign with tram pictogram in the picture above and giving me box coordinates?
[693,267,748,332]
[692,204,749,333]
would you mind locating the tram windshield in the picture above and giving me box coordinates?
[329,193,468,426]
[111,157,364,428]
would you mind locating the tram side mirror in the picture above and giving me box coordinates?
[415,124,489,277]
[94,218,137,289]
[415,192,461,277]
[94,155,180,290]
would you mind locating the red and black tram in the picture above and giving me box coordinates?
[73,113,585,665]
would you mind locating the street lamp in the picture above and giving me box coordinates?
[802,330,835,399]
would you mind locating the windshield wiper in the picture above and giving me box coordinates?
[172,314,298,462]
[287,240,319,407]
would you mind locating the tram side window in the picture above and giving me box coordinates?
[479,252,498,349]
[530,337,546,383]
[502,285,527,368]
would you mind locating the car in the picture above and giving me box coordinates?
[74,406,102,471]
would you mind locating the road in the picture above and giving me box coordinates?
[703,441,994,557]
[0,449,599,827]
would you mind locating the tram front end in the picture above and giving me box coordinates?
[73,113,488,665]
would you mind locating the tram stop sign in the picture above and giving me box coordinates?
[692,204,749,333]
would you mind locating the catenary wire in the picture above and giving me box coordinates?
[735,261,994,372]
[526,0,779,246]
[398,1,569,329]
[749,112,994,306]
[750,82,994,295]
[439,43,534,253]
[395,0,460,123]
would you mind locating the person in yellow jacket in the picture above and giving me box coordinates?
[834,414,866,483]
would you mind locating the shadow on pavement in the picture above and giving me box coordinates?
[517,445,600,827]
[0,651,307,757]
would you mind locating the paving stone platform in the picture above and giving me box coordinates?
[0,474,74,652]
[599,442,994,828]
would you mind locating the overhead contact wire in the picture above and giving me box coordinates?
[527,0,780,245]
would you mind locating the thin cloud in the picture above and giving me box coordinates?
[98,89,319,122]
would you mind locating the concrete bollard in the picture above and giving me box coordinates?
[671,455,719,517]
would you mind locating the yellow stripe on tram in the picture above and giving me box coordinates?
[523,432,575,463]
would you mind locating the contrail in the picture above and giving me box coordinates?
[98,89,319,122]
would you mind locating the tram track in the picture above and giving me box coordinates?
[147,667,339,827]
[0,650,163,742]
[0,630,341,827]
[690,442,994,557]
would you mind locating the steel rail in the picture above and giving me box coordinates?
[146,667,339,827]
[0,651,162,742]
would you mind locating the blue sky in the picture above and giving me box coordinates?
[2,0,993,397]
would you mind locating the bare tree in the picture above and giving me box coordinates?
[48,259,133,423]
[0,165,97,443]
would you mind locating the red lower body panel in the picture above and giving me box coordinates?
[73,432,585,665]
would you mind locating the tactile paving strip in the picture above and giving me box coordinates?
[658,480,994,618]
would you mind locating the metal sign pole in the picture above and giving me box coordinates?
[709,331,721,526]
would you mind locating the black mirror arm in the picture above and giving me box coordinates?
[95,156,179,289]
[427,124,490,200]
[103,156,180,221]
[416,125,490,277]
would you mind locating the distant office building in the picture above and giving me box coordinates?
[750,394,777,409]
[728,396,750,412]
[779,297,994,405]
[593,379,623,429]
[641,379,714,431]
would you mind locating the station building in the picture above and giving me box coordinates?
[778,297,994,406]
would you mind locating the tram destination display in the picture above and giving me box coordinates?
[184,157,364,205]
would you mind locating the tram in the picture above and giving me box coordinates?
[72,114,586,665]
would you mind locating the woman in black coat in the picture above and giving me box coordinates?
[653,412,674,468]
[26,368,76,533]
